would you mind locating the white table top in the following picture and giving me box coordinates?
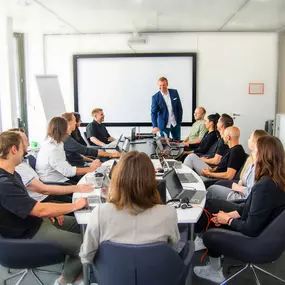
[73,159,206,225]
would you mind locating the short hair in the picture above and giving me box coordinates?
[198,107,206,115]
[158,77,168,84]
[8,128,25,133]
[91,108,103,117]
[47,117,68,143]
[61,112,74,122]
[220,113,234,128]
[109,151,162,214]
[0,131,22,159]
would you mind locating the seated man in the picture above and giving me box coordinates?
[201,126,248,182]
[182,107,208,149]
[62,112,120,166]
[0,131,87,285]
[86,108,116,147]
[9,128,93,203]
[184,114,234,174]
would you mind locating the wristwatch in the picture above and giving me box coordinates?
[227,217,233,225]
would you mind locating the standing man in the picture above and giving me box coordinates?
[86,108,116,147]
[151,77,183,141]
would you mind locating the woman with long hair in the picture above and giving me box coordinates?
[206,129,268,201]
[36,117,101,183]
[193,136,285,283]
[80,151,180,264]
[71,112,87,146]
[193,113,220,155]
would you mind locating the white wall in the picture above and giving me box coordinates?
[26,32,278,149]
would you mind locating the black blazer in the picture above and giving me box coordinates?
[231,177,285,237]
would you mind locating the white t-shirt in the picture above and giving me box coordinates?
[15,161,48,202]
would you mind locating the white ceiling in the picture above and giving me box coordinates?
[3,0,285,34]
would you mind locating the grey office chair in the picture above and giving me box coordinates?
[203,210,285,285]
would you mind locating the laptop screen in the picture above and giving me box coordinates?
[162,168,184,199]
[131,127,136,141]
[163,132,171,147]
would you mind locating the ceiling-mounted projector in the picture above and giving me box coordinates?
[128,33,147,45]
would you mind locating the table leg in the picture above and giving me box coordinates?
[80,225,89,285]
[190,224,194,241]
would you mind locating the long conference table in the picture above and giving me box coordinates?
[73,138,206,285]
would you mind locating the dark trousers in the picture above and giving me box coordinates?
[195,199,240,257]
[161,124,181,141]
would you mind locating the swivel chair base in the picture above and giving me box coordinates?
[222,263,285,285]
[4,268,61,285]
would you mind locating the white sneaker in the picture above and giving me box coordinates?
[194,264,225,283]
[194,236,206,251]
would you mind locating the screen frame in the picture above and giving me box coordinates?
[73,52,197,127]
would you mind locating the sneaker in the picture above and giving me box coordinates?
[194,236,206,251]
[194,264,225,283]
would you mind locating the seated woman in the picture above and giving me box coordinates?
[71,112,87,146]
[36,117,101,184]
[206,129,268,200]
[80,151,180,264]
[193,113,220,156]
[193,136,285,283]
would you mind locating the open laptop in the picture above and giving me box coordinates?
[102,134,123,149]
[156,137,180,157]
[163,168,206,204]
[163,132,185,148]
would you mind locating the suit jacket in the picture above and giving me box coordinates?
[151,89,183,130]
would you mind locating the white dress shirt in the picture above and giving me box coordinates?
[161,91,177,128]
[36,137,76,183]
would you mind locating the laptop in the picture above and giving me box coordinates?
[102,134,123,149]
[156,137,180,157]
[163,168,206,204]
[163,132,185,148]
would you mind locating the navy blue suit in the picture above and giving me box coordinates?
[151,89,183,140]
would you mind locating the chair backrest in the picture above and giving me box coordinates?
[0,238,65,269]
[93,241,186,285]
[26,154,37,170]
[254,209,285,262]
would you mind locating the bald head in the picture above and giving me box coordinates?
[224,126,240,138]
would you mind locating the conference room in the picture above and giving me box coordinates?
[1,0,285,285]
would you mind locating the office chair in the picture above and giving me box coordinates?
[203,210,285,285]
[26,154,37,170]
[92,241,194,285]
[83,131,91,146]
[0,238,65,285]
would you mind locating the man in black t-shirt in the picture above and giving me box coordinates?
[86,108,116,146]
[184,114,233,175]
[201,126,247,180]
[0,131,87,285]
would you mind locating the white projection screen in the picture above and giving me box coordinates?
[74,53,196,126]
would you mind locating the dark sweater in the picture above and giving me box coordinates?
[194,131,219,155]
[231,177,285,237]
[64,136,99,167]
